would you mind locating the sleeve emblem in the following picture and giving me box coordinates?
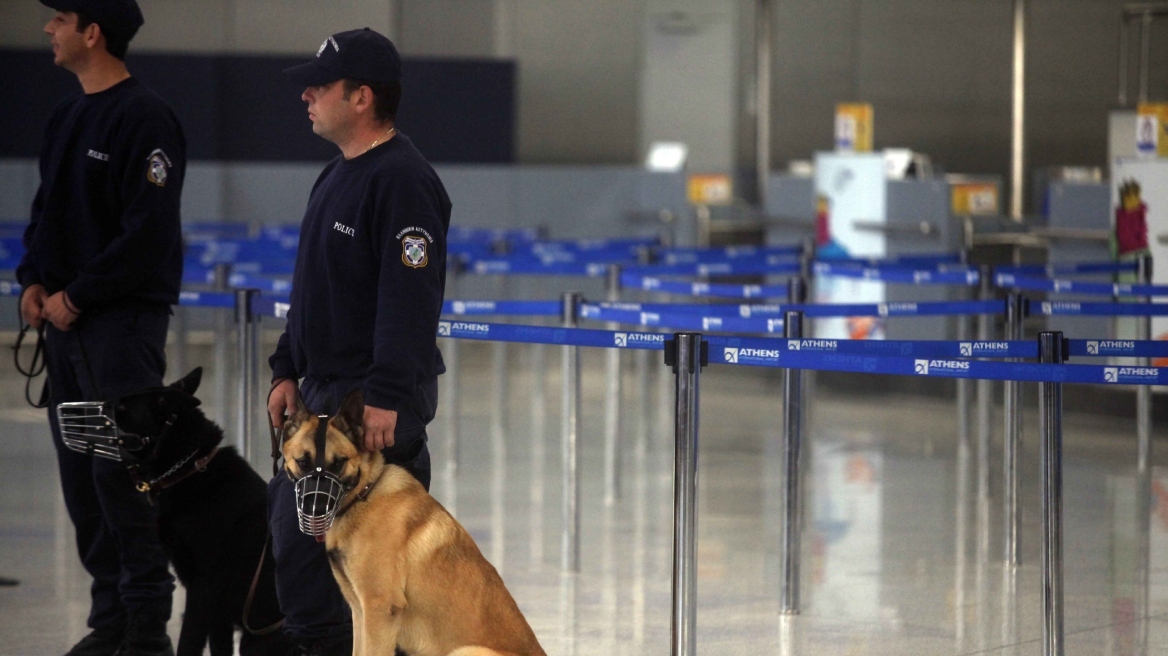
[402,236,428,268]
[146,149,172,187]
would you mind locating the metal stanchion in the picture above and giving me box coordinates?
[1135,252,1153,641]
[234,288,260,462]
[604,265,623,505]
[442,339,460,464]
[665,332,705,656]
[561,291,583,572]
[491,341,507,442]
[976,266,993,505]
[171,304,187,379]
[213,263,231,427]
[1038,331,1066,656]
[780,310,805,614]
[1137,253,1153,476]
[1004,292,1025,566]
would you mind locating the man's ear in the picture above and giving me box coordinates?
[334,387,365,447]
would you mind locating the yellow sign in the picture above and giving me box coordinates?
[951,182,999,216]
[1137,103,1168,157]
[687,174,733,206]
[835,103,873,152]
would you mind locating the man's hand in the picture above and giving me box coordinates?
[19,284,47,329]
[267,378,299,429]
[42,291,79,331]
[363,405,397,452]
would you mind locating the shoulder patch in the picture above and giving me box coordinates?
[146,149,172,187]
[402,236,428,268]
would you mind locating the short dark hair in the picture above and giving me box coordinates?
[75,13,131,61]
[342,79,401,124]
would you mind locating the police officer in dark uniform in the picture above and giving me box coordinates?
[265,29,450,656]
[19,2,185,655]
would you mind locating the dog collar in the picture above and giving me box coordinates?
[333,471,382,521]
[136,446,220,494]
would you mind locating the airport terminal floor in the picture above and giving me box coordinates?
[1,337,1166,655]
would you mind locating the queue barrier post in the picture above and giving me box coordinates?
[233,288,260,462]
[1136,252,1153,639]
[780,310,805,614]
[561,291,583,572]
[1038,331,1067,656]
[664,332,705,656]
[1004,292,1025,565]
[976,266,993,521]
[604,264,623,505]
[213,263,231,427]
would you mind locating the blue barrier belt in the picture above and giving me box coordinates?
[1029,299,1168,316]
[178,291,236,308]
[581,307,786,333]
[527,236,660,252]
[624,261,803,277]
[621,274,792,299]
[997,261,1137,276]
[253,296,290,319]
[709,346,1167,385]
[580,300,1003,329]
[996,273,1168,297]
[813,263,979,285]
[815,253,962,267]
[428,321,1168,385]
[469,259,614,276]
[662,244,803,256]
[228,273,292,294]
[442,299,562,316]
[438,320,668,350]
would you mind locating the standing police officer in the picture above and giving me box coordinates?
[20,2,185,655]
[265,28,450,656]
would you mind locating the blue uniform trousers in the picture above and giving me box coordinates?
[267,375,435,639]
[44,304,176,630]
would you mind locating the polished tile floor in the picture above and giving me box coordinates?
[3,338,1168,655]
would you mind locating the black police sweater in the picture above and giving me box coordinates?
[18,77,185,311]
[270,133,451,413]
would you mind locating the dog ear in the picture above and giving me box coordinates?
[282,391,312,442]
[169,367,203,396]
[157,389,201,415]
[334,387,365,446]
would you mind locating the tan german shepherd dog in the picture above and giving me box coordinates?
[281,388,546,656]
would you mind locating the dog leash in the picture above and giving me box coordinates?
[242,533,284,636]
[12,323,49,409]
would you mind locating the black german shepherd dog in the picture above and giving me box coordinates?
[112,368,293,656]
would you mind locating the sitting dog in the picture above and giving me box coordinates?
[281,388,545,656]
[112,368,294,656]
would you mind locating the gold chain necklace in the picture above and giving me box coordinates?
[366,127,396,154]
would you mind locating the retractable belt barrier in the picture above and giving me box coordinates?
[998,273,1168,298]
[430,320,1168,386]
[580,299,1004,325]
[1030,300,1168,316]
[997,261,1138,276]
[812,262,980,286]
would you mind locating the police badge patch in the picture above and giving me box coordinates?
[146,149,171,187]
[402,236,428,268]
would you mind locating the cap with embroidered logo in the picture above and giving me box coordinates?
[283,28,402,88]
[40,0,145,41]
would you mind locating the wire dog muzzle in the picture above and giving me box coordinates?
[294,415,352,541]
[57,400,158,461]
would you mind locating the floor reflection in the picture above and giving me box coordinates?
[4,341,1168,654]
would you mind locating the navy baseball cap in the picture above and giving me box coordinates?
[39,0,145,40]
[284,28,402,88]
